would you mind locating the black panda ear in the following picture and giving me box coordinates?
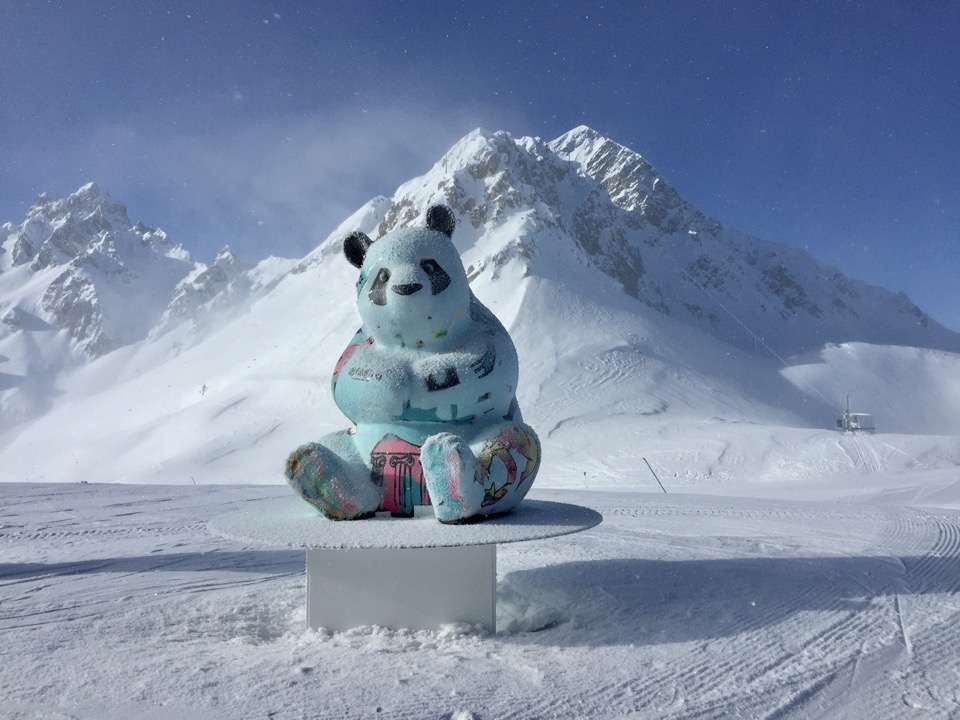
[425,205,455,238]
[343,231,373,268]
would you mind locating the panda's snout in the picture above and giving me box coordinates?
[392,282,423,296]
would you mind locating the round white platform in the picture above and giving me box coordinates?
[209,496,602,549]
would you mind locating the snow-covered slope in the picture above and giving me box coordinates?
[1,127,958,487]
[359,126,959,354]
[0,184,294,431]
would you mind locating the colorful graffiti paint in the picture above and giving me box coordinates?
[285,204,541,522]
[370,435,430,517]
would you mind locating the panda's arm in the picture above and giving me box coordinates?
[413,331,515,394]
[331,328,372,392]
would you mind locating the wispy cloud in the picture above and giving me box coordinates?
[66,103,514,262]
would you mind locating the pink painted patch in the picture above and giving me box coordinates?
[333,335,374,381]
[444,448,466,501]
[370,434,430,515]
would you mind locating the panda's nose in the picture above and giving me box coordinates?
[392,283,423,296]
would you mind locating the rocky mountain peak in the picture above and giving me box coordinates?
[5,183,137,272]
[1,183,196,365]
[362,126,959,355]
[550,126,690,229]
[212,246,239,267]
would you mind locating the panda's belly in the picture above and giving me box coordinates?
[333,338,514,427]
[336,369,510,428]
[332,349,409,423]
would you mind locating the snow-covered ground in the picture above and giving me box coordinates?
[4,474,960,719]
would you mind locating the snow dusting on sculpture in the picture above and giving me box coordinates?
[285,205,540,523]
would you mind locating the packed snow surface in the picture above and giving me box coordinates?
[4,477,960,719]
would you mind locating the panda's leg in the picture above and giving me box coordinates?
[285,430,383,520]
[421,423,541,523]
[473,423,541,514]
[420,433,484,523]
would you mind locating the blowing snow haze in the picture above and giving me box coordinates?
[2,126,959,484]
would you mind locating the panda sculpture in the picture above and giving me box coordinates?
[285,204,541,523]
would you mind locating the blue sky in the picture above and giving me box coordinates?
[3,1,959,332]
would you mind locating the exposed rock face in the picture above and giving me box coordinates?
[41,272,113,355]
[1,182,194,357]
[354,126,957,355]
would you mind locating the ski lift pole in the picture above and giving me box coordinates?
[643,457,667,493]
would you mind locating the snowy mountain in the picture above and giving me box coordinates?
[151,246,252,337]
[379,125,957,356]
[0,183,193,355]
[0,184,290,430]
[2,128,959,487]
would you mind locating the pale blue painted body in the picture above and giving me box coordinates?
[285,207,540,522]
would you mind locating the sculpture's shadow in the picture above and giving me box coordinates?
[0,550,304,580]
[498,553,958,646]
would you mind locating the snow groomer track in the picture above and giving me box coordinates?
[3,483,960,719]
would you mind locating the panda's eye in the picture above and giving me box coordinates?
[420,258,451,295]
[369,268,390,306]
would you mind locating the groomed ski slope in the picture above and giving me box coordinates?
[3,477,960,719]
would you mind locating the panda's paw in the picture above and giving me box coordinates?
[421,432,485,523]
[285,442,378,520]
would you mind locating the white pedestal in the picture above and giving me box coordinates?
[210,498,601,633]
[306,543,496,632]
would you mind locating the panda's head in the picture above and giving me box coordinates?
[344,205,472,349]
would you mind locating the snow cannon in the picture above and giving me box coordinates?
[285,204,541,523]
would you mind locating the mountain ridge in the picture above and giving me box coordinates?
[1,182,194,356]
[319,126,957,356]
[2,126,959,484]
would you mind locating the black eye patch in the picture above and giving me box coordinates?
[420,258,451,295]
[369,268,390,306]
